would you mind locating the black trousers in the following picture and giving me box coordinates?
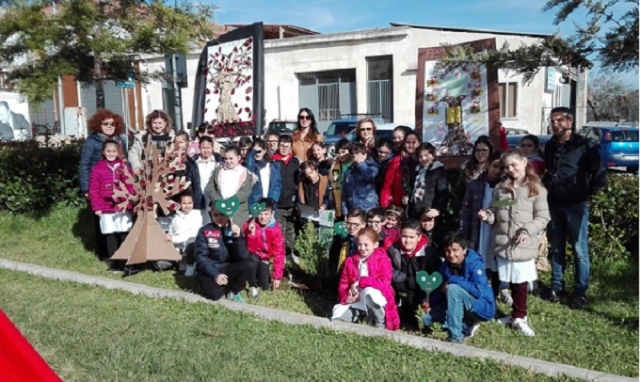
[197,261,253,300]
[247,254,270,290]
[93,215,109,260]
[105,232,127,258]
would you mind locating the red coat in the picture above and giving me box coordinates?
[88,159,133,213]
[337,248,400,330]
[242,218,286,280]
[380,154,404,208]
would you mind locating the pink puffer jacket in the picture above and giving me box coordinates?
[88,159,134,213]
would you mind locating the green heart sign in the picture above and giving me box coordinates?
[416,271,443,295]
[334,221,348,238]
[215,196,240,218]
[250,202,266,218]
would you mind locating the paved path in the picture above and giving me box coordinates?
[0,258,633,382]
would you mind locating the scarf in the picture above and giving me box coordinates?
[272,152,293,165]
[412,164,429,203]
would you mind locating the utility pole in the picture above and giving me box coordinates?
[171,53,183,131]
[95,0,107,109]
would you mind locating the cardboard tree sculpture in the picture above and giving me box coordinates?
[110,141,191,265]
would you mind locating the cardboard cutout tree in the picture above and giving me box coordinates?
[110,141,191,265]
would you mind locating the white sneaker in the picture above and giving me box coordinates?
[249,287,260,301]
[499,289,513,306]
[495,316,513,325]
[513,317,535,337]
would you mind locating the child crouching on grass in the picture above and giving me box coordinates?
[166,190,202,277]
[331,227,400,330]
[242,198,285,300]
[421,232,495,344]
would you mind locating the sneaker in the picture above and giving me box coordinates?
[570,295,587,309]
[226,292,246,303]
[249,287,260,301]
[499,289,513,306]
[446,336,463,344]
[495,316,513,325]
[184,265,196,277]
[513,317,535,337]
[464,321,481,338]
[542,289,563,303]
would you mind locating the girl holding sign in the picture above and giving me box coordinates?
[478,149,550,337]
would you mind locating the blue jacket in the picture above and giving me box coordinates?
[431,248,495,321]
[342,160,379,214]
[186,153,222,210]
[78,133,128,193]
[243,149,282,207]
[194,223,249,279]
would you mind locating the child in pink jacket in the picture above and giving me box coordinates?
[331,227,400,330]
[242,198,285,300]
[89,139,134,270]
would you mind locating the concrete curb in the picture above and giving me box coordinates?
[0,258,633,382]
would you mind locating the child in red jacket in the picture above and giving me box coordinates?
[88,139,134,271]
[331,227,400,330]
[242,198,285,300]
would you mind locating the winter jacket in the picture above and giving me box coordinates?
[186,154,221,210]
[543,133,607,206]
[484,180,550,261]
[328,235,358,273]
[205,165,254,225]
[337,248,401,331]
[273,152,301,209]
[79,133,127,193]
[291,129,323,162]
[128,130,175,171]
[88,159,134,213]
[242,217,286,280]
[459,172,501,250]
[194,223,249,279]
[244,149,282,208]
[298,174,328,209]
[170,209,203,245]
[380,152,415,208]
[342,160,379,214]
[375,157,392,195]
[432,249,496,321]
[409,161,449,219]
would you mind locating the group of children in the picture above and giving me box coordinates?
[87,109,551,342]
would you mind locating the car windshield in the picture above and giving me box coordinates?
[326,122,356,137]
[610,130,639,142]
[268,122,296,133]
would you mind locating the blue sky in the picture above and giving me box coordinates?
[211,0,638,87]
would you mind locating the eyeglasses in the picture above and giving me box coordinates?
[346,222,362,228]
[102,121,115,127]
[361,128,373,132]
[299,115,311,121]
[367,220,382,224]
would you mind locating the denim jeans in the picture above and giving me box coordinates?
[547,201,590,297]
[422,284,478,341]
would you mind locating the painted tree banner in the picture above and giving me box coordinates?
[191,22,265,138]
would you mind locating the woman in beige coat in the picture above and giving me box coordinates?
[479,149,550,337]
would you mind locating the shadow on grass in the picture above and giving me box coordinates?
[71,205,100,258]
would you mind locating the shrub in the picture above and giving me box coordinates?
[294,222,329,279]
[589,174,639,263]
[0,141,84,213]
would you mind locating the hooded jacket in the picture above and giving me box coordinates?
[337,248,400,330]
[194,223,249,279]
[242,217,286,280]
[272,152,301,209]
[244,149,282,208]
[341,159,379,214]
[78,133,127,193]
[88,158,134,213]
[484,180,550,261]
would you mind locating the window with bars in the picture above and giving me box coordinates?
[366,56,393,122]
[498,82,517,118]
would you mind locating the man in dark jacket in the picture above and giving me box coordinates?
[272,134,300,253]
[194,204,256,302]
[542,107,607,308]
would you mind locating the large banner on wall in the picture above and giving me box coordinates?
[415,39,499,156]
[191,23,264,137]
[0,91,31,141]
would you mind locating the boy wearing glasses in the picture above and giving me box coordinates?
[272,135,301,255]
[367,208,396,250]
[323,208,367,293]
[265,132,280,156]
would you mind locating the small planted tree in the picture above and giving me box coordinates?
[111,141,190,265]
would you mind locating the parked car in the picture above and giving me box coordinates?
[505,127,530,136]
[266,120,297,135]
[580,125,639,173]
[323,114,385,147]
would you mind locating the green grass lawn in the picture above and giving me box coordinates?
[0,269,585,382]
[0,204,637,377]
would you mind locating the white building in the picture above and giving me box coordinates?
[140,23,588,136]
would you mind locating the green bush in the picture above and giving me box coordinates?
[294,222,329,279]
[589,174,639,263]
[0,141,84,213]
